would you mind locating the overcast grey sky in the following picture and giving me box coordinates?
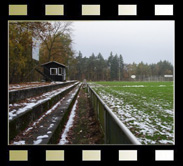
[72,21,174,64]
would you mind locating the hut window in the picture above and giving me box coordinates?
[50,68,57,75]
[58,67,62,75]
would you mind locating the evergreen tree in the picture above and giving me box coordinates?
[113,54,119,80]
[108,52,114,80]
[119,54,124,81]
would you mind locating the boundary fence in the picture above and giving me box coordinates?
[87,84,141,145]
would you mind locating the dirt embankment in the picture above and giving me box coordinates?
[63,87,104,144]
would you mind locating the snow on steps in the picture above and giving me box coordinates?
[9,82,79,141]
[9,81,77,103]
[12,84,81,145]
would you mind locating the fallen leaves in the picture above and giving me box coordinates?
[65,88,104,144]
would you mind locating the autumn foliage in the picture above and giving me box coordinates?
[9,21,74,83]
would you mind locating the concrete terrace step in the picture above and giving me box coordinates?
[11,84,81,145]
[9,81,77,103]
[9,82,79,141]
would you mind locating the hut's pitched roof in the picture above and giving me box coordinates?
[41,61,67,68]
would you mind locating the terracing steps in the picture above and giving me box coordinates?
[9,81,80,142]
[11,84,81,145]
[9,81,77,103]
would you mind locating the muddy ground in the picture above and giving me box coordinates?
[60,87,104,144]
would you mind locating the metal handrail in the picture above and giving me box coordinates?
[87,84,141,145]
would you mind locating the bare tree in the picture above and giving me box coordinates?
[39,22,73,61]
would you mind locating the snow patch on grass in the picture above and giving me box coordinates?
[92,82,174,145]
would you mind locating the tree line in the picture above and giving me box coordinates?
[69,52,173,81]
[9,21,173,83]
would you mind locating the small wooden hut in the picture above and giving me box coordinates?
[41,61,67,81]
